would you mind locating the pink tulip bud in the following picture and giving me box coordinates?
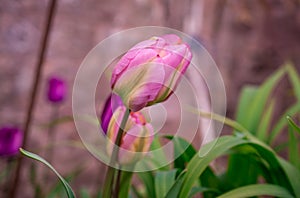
[111,34,192,112]
[106,106,154,165]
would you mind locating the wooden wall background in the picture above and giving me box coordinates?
[0,0,299,196]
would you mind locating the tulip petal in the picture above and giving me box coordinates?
[113,62,165,112]
[161,34,181,45]
[119,123,153,164]
[132,37,161,49]
[153,45,192,102]
[105,106,154,165]
[127,48,158,69]
[111,48,159,87]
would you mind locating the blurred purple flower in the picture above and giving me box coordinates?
[47,76,66,103]
[100,93,123,134]
[0,126,23,157]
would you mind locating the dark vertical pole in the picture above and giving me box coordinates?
[9,0,57,197]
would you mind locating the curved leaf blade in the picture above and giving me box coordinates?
[179,136,247,198]
[216,184,293,198]
[20,148,76,198]
[155,170,177,198]
[165,171,186,198]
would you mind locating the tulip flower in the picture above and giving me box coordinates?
[105,105,154,165]
[111,34,192,112]
[0,126,23,157]
[47,76,66,103]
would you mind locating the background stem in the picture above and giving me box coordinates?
[9,0,57,197]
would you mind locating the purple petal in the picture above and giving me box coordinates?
[100,94,123,134]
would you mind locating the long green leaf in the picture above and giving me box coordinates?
[189,187,219,198]
[216,184,293,198]
[179,136,247,198]
[238,67,285,133]
[236,86,258,124]
[179,135,297,198]
[189,110,299,197]
[225,153,260,189]
[165,171,186,198]
[199,167,221,198]
[287,116,300,135]
[286,62,300,101]
[48,167,82,198]
[288,121,300,169]
[269,104,300,143]
[20,148,76,198]
[278,158,300,198]
[257,100,275,141]
[164,135,196,171]
[137,171,155,198]
[155,170,177,198]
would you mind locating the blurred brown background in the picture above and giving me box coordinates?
[1,0,300,197]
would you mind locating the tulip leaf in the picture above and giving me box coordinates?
[216,184,293,198]
[188,186,219,198]
[257,99,275,141]
[277,157,300,198]
[178,135,297,198]
[179,136,247,198]
[165,170,186,198]
[199,166,221,197]
[155,169,177,198]
[269,103,300,143]
[287,116,300,135]
[20,148,76,198]
[286,62,300,101]
[225,153,261,190]
[235,86,258,126]
[236,67,285,133]
[164,135,196,171]
[288,123,299,169]
[137,171,155,198]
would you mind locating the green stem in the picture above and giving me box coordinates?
[118,170,134,197]
[103,108,130,198]
[114,166,122,198]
